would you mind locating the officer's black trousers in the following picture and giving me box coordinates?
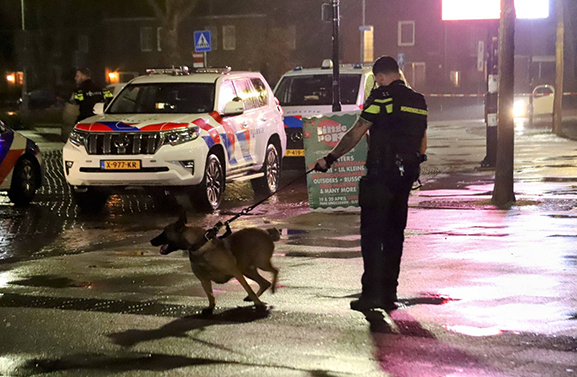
[359,170,417,303]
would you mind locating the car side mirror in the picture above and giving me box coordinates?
[93,102,105,115]
[222,100,244,117]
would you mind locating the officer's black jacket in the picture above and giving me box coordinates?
[73,79,112,122]
[360,79,427,172]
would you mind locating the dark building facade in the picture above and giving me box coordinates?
[1,0,575,96]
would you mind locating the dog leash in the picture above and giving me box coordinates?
[198,167,316,247]
[198,159,437,246]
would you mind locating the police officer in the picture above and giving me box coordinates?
[72,68,112,123]
[314,56,428,313]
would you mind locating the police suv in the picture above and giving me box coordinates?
[273,60,376,166]
[63,67,286,211]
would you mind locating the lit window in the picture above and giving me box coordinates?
[450,70,461,87]
[398,21,415,47]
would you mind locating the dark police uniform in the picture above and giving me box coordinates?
[73,79,113,123]
[357,79,427,309]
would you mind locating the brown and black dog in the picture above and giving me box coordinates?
[151,213,280,314]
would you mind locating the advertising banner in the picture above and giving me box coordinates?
[303,112,367,210]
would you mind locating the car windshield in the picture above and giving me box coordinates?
[107,83,215,114]
[274,74,361,106]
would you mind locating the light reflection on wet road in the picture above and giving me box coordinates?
[0,150,310,263]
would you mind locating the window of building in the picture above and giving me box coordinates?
[223,25,236,51]
[140,27,154,52]
[78,35,89,53]
[450,70,461,87]
[288,25,297,50]
[205,26,218,51]
[157,27,163,52]
[398,21,415,47]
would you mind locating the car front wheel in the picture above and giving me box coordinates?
[251,143,280,197]
[8,157,38,206]
[191,153,225,211]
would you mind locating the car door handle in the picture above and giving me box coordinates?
[242,122,250,128]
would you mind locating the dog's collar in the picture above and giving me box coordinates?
[188,222,233,252]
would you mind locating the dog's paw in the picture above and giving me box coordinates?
[201,307,214,316]
[254,303,267,312]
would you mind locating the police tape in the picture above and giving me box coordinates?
[424,93,577,97]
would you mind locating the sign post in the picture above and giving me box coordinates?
[303,112,366,210]
[194,30,212,68]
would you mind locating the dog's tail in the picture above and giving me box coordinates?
[266,227,281,242]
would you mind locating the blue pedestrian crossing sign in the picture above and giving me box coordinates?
[194,30,212,53]
[397,53,405,67]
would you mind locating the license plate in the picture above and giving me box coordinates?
[285,149,305,157]
[101,160,141,170]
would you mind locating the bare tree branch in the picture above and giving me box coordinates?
[146,0,166,22]
[180,0,198,20]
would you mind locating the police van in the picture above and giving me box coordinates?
[273,59,410,168]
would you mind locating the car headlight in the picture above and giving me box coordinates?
[69,128,88,147]
[162,125,200,146]
[513,100,527,118]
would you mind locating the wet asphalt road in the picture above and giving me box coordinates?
[0,150,311,264]
[1,117,576,376]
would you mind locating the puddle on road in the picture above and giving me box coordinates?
[280,229,309,238]
[444,325,502,337]
[9,275,87,289]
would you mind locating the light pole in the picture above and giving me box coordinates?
[20,0,29,113]
[331,0,342,112]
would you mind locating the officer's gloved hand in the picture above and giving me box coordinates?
[314,153,337,173]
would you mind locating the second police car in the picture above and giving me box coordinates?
[0,120,44,206]
[274,59,409,168]
[63,67,286,211]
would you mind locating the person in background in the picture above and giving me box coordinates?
[72,68,112,123]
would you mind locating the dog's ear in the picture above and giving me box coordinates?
[176,212,187,230]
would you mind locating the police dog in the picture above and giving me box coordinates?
[150,213,280,314]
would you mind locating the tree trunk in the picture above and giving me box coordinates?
[147,0,199,67]
[492,0,516,207]
[164,24,180,65]
[553,0,565,135]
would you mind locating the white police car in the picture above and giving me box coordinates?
[0,120,44,206]
[274,60,408,168]
[63,67,286,211]
[273,60,375,166]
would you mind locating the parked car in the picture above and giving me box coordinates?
[514,84,555,119]
[0,120,44,206]
[63,67,286,212]
[273,60,407,168]
[23,89,66,110]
